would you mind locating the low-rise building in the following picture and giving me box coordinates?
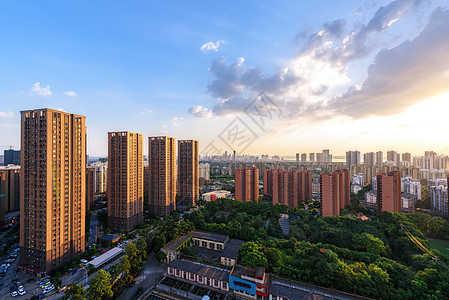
[167,259,230,292]
[161,235,192,263]
[201,190,231,202]
[220,239,244,267]
[230,265,269,299]
[190,231,229,251]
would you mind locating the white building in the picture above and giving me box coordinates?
[93,162,107,194]
[199,163,210,181]
[401,177,422,200]
[430,185,448,214]
[365,191,376,204]
[202,190,231,202]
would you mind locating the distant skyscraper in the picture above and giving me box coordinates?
[235,167,259,202]
[376,171,401,214]
[376,151,383,167]
[320,169,350,216]
[108,131,144,231]
[199,163,210,181]
[178,140,199,207]
[364,152,376,166]
[346,151,360,167]
[148,136,176,216]
[296,153,299,163]
[4,149,20,165]
[309,153,315,162]
[402,153,411,162]
[301,153,307,163]
[86,166,95,212]
[20,108,86,274]
[93,162,107,194]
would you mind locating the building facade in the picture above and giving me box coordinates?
[86,166,95,212]
[19,108,86,274]
[107,131,144,231]
[0,166,20,213]
[376,171,401,214]
[235,167,259,202]
[320,170,350,216]
[178,140,199,207]
[4,149,21,166]
[148,136,176,216]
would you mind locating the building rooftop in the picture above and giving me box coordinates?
[269,279,314,300]
[100,234,122,242]
[162,235,191,252]
[89,247,124,269]
[168,259,230,282]
[220,239,244,260]
[190,231,229,243]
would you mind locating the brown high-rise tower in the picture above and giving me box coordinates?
[148,136,176,216]
[107,132,143,231]
[320,169,350,217]
[19,108,86,274]
[376,171,401,214]
[178,140,199,207]
[235,167,259,202]
[86,166,95,212]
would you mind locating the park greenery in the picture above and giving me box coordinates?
[183,198,449,299]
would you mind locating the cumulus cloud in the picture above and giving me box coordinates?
[140,109,152,115]
[0,111,14,119]
[329,8,449,118]
[192,0,440,122]
[172,116,184,126]
[63,91,77,97]
[188,105,213,118]
[31,82,52,96]
[201,40,222,52]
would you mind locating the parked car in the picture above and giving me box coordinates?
[10,286,18,297]
[18,285,26,295]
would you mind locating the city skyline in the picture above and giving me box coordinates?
[1,1,449,156]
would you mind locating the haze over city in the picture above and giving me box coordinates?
[1,0,449,156]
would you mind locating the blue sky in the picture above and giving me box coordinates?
[1,0,449,157]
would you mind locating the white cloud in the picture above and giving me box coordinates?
[0,111,14,119]
[55,107,66,112]
[140,109,152,115]
[201,40,222,53]
[172,116,184,126]
[63,91,77,97]
[31,82,52,96]
[188,106,213,118]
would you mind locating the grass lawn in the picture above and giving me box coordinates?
[428,238,449,258]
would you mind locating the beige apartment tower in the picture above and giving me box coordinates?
[107,132,144,231]
[19,108,86,274]
[148,136,176,216]
[178,140,199,207]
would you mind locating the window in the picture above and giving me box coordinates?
[175,269,180,277]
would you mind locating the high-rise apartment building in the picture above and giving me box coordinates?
[320,169,350,216]
[295,153,299,164]
[309,153,315,162]
[376,151,383,167]
[148,136,176,216]
[376,171,401,214]
[93,162,107,194]
[4,149,21,165]
[86,167,95,212]
[20,108,86,274]
[263,169,274,197]
[199,163,210,181]
[346,151,360,167]
[364,152,376,166]
[0,165,20,213]
[108,132,143,231]
[271,170,312,207]
[178,140,199,207]
[402,153,411,162]
[235,167,259,202]
[301,153,307,163]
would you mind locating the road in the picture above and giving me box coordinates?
[117,251,164,300]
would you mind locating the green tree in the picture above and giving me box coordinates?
[65,283,86,300]
[352,232,387,256]
[240,242,268,268]
[88,269,113,300]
